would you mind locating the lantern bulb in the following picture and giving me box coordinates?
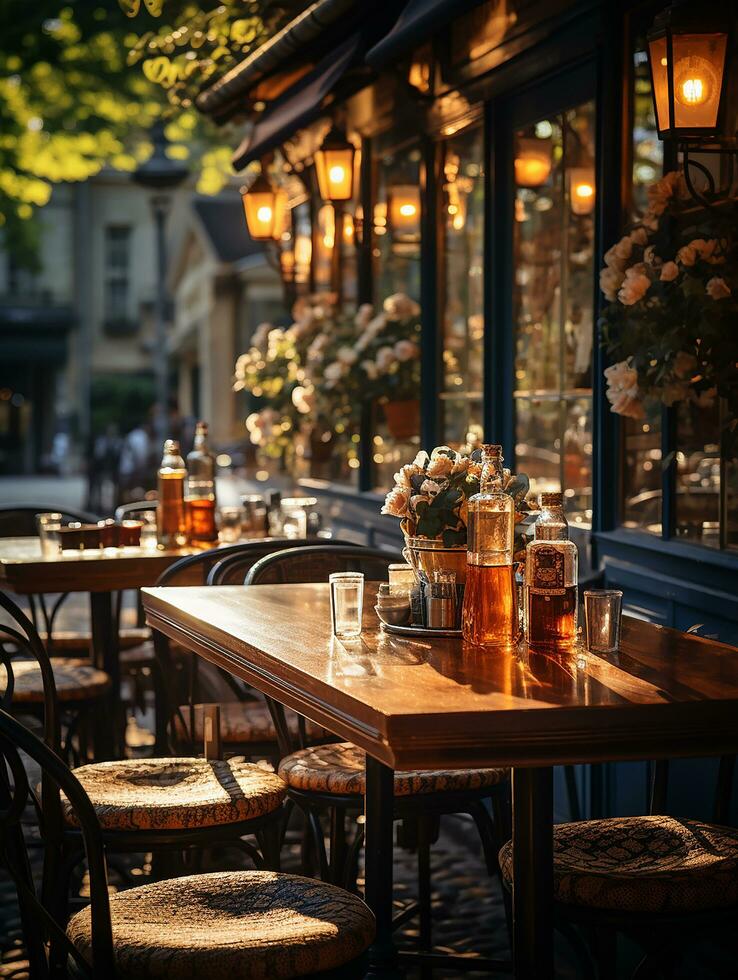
[574,182,594,200]
[256,206,272,222]
[329,165,346,183]
[673,56,715,108]
[399,203,417,217]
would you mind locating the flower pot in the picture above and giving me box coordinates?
[402,535,468,586]
[383,399,420,441]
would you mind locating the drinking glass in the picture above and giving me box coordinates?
[139,510,159,551]
[584,589,623,653]
[241,494,268,537]
[219,506,243,543]
[329,572,364,640]
[282,507,307,540]
[387,563,416,596]
[36,512,62,558]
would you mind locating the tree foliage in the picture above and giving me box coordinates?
[0,0,291,267]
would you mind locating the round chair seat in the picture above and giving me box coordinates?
[119,641,155,669]
[279,741,508,797]
[0,658,111,703]
[63,757,286,832]
[176,701,325,745]
[499,815,738,914]
[67,870,375,979]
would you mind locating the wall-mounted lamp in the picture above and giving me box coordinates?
[569,167,596,215]
[240,164,287,241]
[314,125,356,202]
[514,139,552,187]
[387,185,421,242]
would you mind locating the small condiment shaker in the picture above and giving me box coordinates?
[425,571,457,629]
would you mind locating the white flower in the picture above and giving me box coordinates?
[427,455,455,479]
[412,451,430,469]
[643,246,661,267]
[393,463,419,488]
[324,362,345,382]
[451,456,471,476]
[617,268,651,306]
[604,359,645,419]
[381,486,411,518]
[706,276,731,300]
[375,346,396,372]
[383,293,420,320]
[394,340,419,362]
[604,236,632,270]
[336,346,358,366]
[355,304,374,328]
[600,266,624,301]
[420,479,442,498]
[660,261,679,282]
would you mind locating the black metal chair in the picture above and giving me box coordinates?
[0,589,287,903]
[0,707,375,980]
[114,499,157,522]
[498,755,738,978]
[244,544,512,969]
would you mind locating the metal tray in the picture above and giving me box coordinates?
[380,622,463,639]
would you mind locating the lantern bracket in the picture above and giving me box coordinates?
[680,141,737,207]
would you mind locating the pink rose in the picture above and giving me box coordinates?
[660,261,679,282]
[381,486,411,518]
[630,227,648,246]
[383,293,420,319]
[677,244,697,267]
[427,455,454,479]
[617,268,651,306]
[375,346,396,372]
[706,277,731,300]
[604,359,645,419]
[604,236,632,270]
[394,340,419,362]
[600,266,624,301]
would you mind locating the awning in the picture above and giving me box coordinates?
[365,0,485,69]
[232,31,367,171]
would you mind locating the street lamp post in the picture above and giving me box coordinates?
[133,122,188,447]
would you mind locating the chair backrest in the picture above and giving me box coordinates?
[207,537,353,586]
[0,708,114,978]
[244,543,402,586]
[0,506,99,538]
[114,499,157,522]
[154,538,313,588]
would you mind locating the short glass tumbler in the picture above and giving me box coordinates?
[36,513,62,558]
[584,589,623,653]
[329,572,364,640]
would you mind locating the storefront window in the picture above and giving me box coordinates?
[512,101,595,526]
[441,125,484,451]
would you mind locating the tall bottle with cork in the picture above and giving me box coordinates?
[462,445,518,645]
[157,440,188,548]
[525,492,578,648]
[186,421,218,544]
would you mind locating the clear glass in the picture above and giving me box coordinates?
[281,507,307,540]
[139,510,158,551]
[218,506,243,543]
[512,101,596,526]
[387,563,416,597]
[241,494,268,537]
[584,589,623,653]
[462,447,517,645]
[36,512,62,558]
[525,495,579,648]
[330,572,365,639]
[441,125,484,451]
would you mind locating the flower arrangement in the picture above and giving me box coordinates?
[381,445,537,556]
[599,170,738,426]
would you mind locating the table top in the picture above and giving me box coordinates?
[0,537,210,594]
[143,583,738,770]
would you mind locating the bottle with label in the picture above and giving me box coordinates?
[157,440,188,548]
[525,491,578,648]
[462,444,518,645]
[186,421,218,543]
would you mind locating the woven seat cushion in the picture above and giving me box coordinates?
[176,701,325,745]
[499,815,738,914]
[67,870,375,979]
[0,658,110,703]
[279,742,508,797]
[63,758,286,832]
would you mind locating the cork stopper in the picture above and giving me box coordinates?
[480,444,503,460]
[539,491,563,507]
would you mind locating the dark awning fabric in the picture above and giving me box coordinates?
[232,31,365,171]
[365,0,485,69]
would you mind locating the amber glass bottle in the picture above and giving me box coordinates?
[156,440,188,548]
[525,492,578,649]
[462,445,518,645]
[186,421,218,543]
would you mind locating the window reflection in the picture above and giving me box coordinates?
[441,125,484,451]
[512,103,595,523]
[675,400,721,548]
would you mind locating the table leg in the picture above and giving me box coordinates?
[364,756,401,978]
[512,766,554,979]
[89,592,120,759]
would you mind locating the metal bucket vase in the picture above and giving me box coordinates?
[402,536,468,586]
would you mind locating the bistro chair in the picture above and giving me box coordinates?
[0,706,376,980]
[498,755,738,977]
[0,589,287,906]
[245,544,512,964]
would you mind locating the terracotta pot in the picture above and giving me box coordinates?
[383,398,420,441]
[402,535,468,586]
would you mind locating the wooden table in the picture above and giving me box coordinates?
[142,582,738,979]
[0,537,217,756]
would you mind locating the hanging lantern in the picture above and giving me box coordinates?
[568,167,596,215]
[314,125,356,202]
[240,169,287,241]
[387,185,421,242]
[514,138,552,187]
[647,3,730,140]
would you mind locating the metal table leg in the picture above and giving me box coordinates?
[89,591,120,759]
[364,755,402,978]
[512,766,554,979]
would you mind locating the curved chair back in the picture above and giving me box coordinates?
[114,499,157,522]
[244,544,402,586]
[207,537,352,586]
[0,505,99,539]
[0,708,115,978]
